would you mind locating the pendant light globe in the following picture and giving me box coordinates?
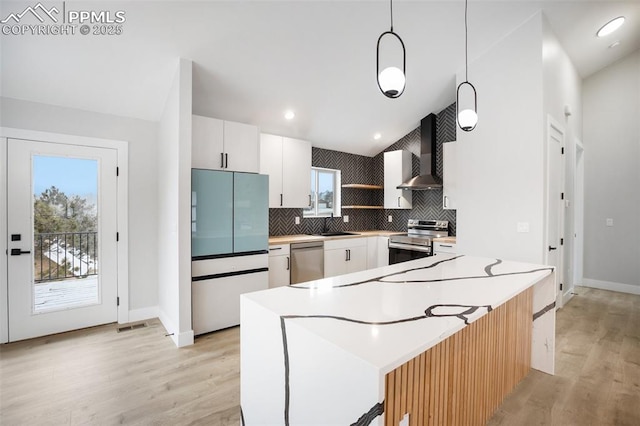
[458,109,478,132]
[378,66,406,98]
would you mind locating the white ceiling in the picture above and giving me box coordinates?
[2,1,639,156]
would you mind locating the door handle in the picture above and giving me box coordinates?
[548,246,557,251]
[11,248,31,256]
[225,153,228,169]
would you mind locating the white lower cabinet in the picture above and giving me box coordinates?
[377,236,389,267]
[268,244,290,288]
[433,241,457,254]
[324,238,368,278]
[367,236,390,269]
[192,254,268,335]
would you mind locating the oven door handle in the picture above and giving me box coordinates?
[388,242,432,253]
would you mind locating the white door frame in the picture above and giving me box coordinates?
[1,128,129,344]
[573,139,585,289]
[544,116,566,309]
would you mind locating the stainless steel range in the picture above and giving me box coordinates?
[389,219,449,264]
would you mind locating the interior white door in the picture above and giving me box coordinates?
[7,139,118,342]
[545,118,566,309]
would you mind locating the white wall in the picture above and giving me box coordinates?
[542,17,583,299]
[157,58,193,347]
[0,97,159,315]
[582,49,640,295]
[456,13,545,264]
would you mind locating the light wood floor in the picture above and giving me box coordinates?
[1,287,638,425]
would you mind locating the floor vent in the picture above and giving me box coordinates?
[117,322,148,333]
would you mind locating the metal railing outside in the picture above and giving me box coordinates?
[34,232,98,283]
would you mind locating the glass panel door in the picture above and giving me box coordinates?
[233,173,268,253]
[191,169,233,257]
[32,156,99,312]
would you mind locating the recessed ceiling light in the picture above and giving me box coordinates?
[373,133,382,140]
[284,110,295,120]
[597,16,625,38]
[609,40,621,49]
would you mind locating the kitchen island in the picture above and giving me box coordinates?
[241,254,556,426]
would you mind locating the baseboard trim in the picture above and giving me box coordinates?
[562,289,575,306]
[127,306,159,323]
[158,309,194,348]
[579,279,640,296]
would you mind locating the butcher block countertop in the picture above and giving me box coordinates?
[268,230,402,245]
[433,236,457,244]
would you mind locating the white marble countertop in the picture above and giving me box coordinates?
[243,253,553,373]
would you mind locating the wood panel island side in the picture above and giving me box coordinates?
[241,254,556,426]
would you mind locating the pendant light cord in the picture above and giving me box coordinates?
[464,0,469,82]
[390,0,394,31]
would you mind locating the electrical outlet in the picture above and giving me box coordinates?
[295,217,300,225]
[606,218,613,227]
[388,215,393,223]
[343,215,349,223]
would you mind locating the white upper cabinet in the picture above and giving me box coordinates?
[223,121,259,173]
[260,134,311,208]
[192,115,259,173]
[282,137,312,208]
[442,142,457,210]
[384,150,412,209]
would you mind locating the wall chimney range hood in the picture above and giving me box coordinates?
[397,113,442,190]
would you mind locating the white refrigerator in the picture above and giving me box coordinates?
[191,169,269,335]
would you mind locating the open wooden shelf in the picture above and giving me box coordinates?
[341,184,383,190]
[342,205,384,210]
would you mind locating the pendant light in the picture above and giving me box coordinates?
[376,0,406,98]
[457,0,478,132]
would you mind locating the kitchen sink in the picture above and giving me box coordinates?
[311,232,359,237]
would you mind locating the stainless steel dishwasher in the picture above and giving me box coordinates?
[291,241,324,284]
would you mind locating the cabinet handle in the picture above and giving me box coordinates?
[280,194,283,207]
[309,194,311,207]
[286,256,290,271]
[397,197,401,207]
[549,246,557,251]
[348,249,351,261]
[270,247,282,251]
[345,249,349,262]
[440,244,452,248]
[220,153,224,168]
[444,195,449,208]
[225,153,228,169]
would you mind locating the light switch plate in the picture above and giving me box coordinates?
[343,215,349,223]
[606,218,613,227]
[295,217,300,225]
[388,215,393,223]
[517,222,530,233]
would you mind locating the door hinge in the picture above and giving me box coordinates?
[116,232,119,242]
[117,296,120,306]
[561,192,564,200]
[116,167,119,176]
[560,238,564,245]
[561,147,564,154]
[560,283,563,291]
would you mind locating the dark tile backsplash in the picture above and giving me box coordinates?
[269,103,457,236]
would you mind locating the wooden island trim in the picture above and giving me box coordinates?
[384,287,533,426]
